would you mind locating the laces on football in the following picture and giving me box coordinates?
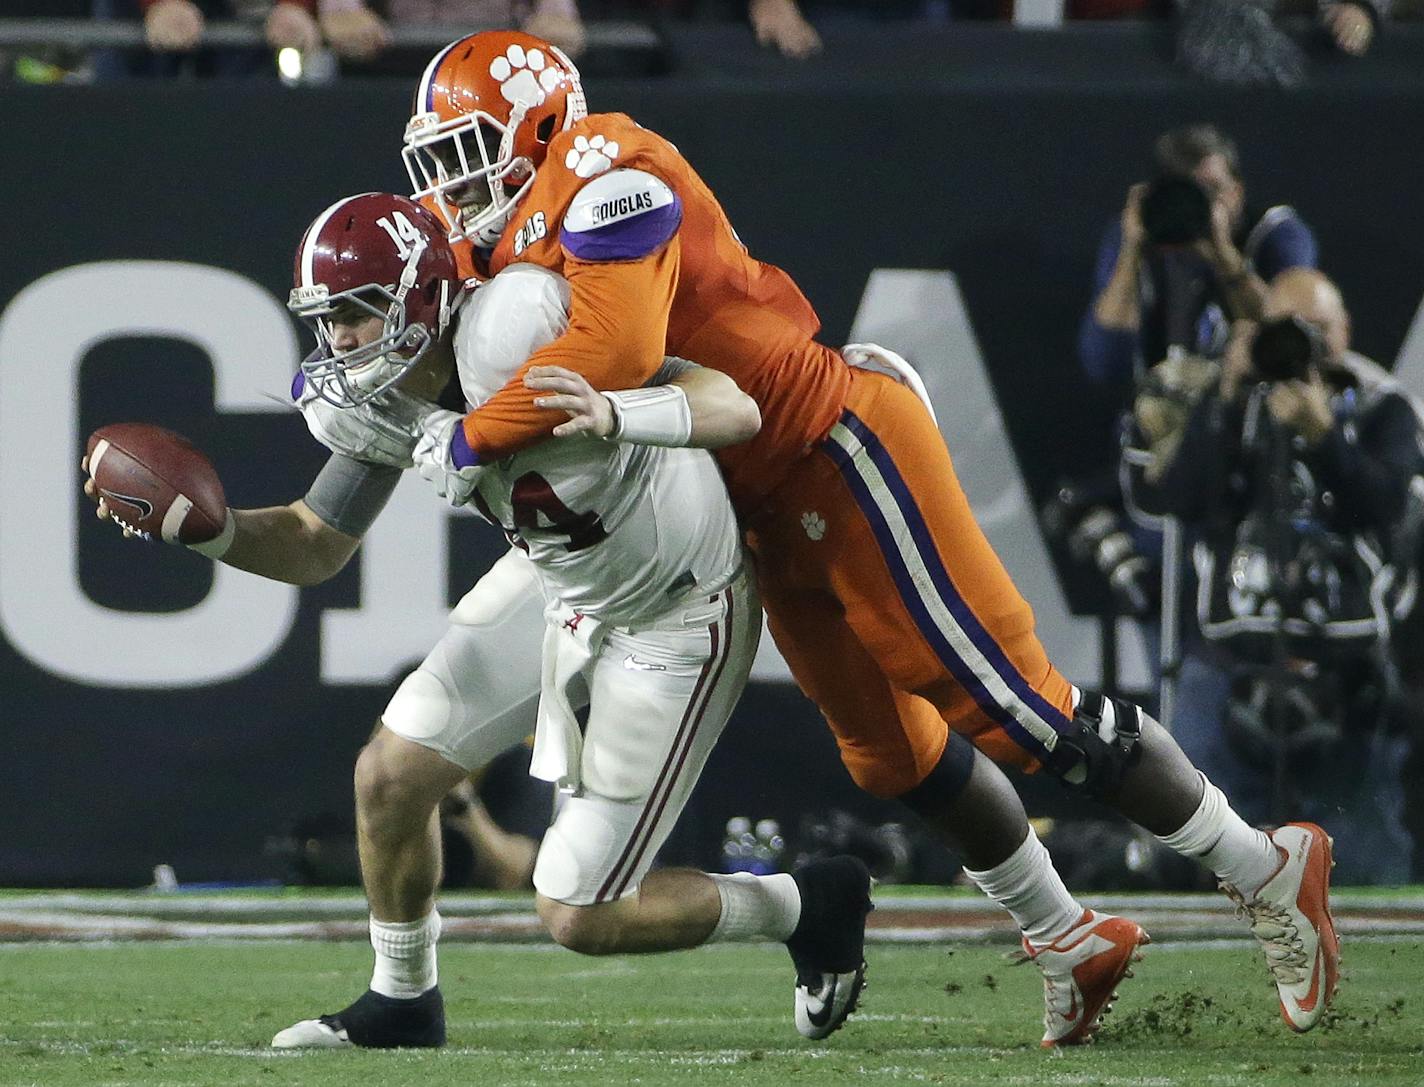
[108,514,152,542]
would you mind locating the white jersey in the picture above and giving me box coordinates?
[453,263,742,626]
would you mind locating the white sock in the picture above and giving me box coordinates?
[369,910,441,999]
[963,828,1084,946]
[1156,772,1280,894]
[706,873,801,943]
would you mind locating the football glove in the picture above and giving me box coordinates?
[414,409,482,508]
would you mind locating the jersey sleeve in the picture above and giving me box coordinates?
[457,171,683,464]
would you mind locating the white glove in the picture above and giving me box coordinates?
[296,374,432,469]
[414,409,482,507]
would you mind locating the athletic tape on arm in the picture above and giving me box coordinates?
[604,384,693,446]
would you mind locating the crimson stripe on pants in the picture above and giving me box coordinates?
[594,588,734,903]
[606,587,737,901]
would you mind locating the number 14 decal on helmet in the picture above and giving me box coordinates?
[374,211,430,260]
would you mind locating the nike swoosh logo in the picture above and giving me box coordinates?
[623,654,667,671]
[102,490,154,520]
[1296,947,1323,1013]
[803,976,839,1030]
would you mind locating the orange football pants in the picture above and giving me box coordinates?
[745,368,1076,798]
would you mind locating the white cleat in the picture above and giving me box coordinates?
[1222,822,1339,1033]
[271,1018,352,1049]
[1016,909,1149,1047]
[785,856,874,1040]
[794,966,868,1041]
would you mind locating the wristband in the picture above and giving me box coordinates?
[603,386,693,447]
[187,509,236,560]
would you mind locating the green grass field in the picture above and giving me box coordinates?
[2,940,1420,1087]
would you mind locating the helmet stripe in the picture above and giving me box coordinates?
[300,195,359,289]
[420,39,461,113]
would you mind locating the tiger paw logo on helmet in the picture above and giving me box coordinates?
[489,42,563,107]
[565,134,620,179]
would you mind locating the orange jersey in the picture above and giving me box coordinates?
[460,112,851,514]
[451,112,1076,800]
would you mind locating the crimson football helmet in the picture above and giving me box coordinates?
[403,30,586,246]
[289,192,459,409]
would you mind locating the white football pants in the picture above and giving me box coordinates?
[382,550,759,905]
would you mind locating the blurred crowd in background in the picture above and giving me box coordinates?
[1,0,1418,83]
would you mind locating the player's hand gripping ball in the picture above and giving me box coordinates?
[83,423,227,544]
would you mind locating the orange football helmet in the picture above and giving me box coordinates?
[404,31,587,248]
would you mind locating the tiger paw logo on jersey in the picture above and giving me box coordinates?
[801,511,827,541]
[489,42,563,107]
[565,134,620,179]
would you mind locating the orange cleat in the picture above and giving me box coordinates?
[1223,822,1340,1032]
[1017,910,1149,1047]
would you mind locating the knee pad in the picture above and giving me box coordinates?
[896,731,977,818]
[1043,690,1144,801]
[383,669,455,745]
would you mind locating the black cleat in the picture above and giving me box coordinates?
[270,987,446,1049]
[785,856,873,1039]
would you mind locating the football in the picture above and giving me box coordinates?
[85,423,227,545]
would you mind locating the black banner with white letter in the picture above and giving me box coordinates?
[2,31,1423,884]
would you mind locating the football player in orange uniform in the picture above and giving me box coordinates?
[402,31,1339,1045]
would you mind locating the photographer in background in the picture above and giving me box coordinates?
[1080,124,1318,393]
[1141,268,1420,884]
[1072,124,1318,707]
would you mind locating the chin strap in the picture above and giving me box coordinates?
[465,103,532,249]
[501,101,528,162]
[393,238,427,308]
[386,238,433,354]
[469,213,511,250]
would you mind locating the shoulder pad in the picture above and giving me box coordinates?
[456,264,571,407]
[561,169,682,263]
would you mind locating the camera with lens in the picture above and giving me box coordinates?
[1041,479,1157,617]
[1139,175,1213,247]
[1249,315,1326,383]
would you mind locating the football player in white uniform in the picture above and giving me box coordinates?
[88,192,872,1049]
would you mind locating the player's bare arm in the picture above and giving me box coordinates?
[217,500,361,586]
[83,456,372,587]
[526,362,761,448]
